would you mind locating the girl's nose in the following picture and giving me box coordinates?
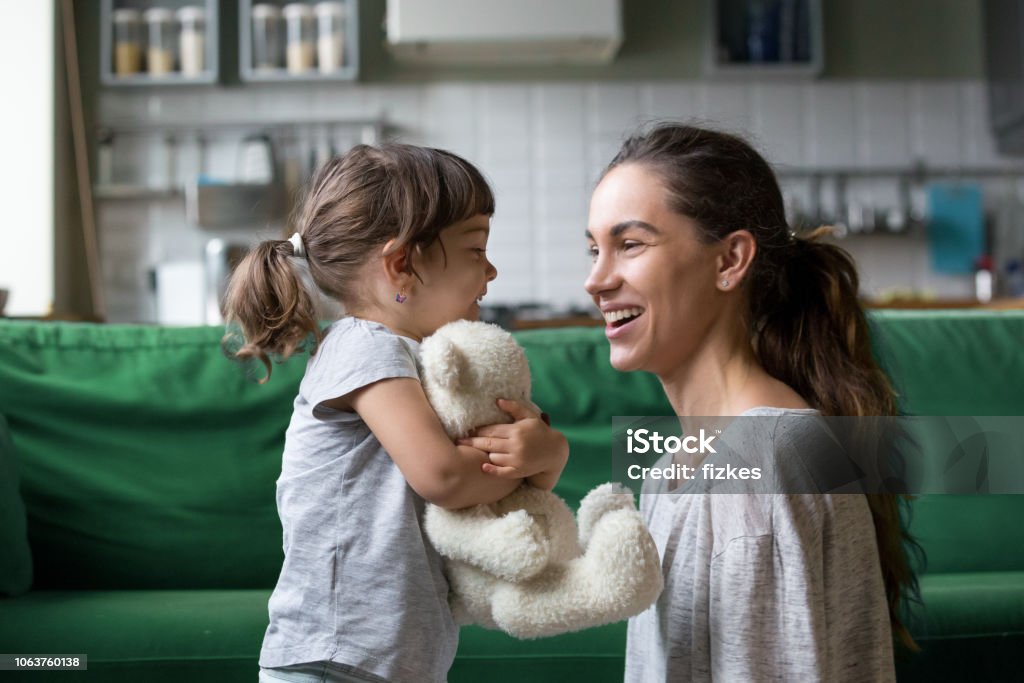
[486,258,498,282]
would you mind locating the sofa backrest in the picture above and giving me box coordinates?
[0,310,1022,589]
[0,323,305,589]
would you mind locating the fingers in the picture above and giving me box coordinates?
[473,423,514,438]
[457,435,509,453]
[497,398,540,421]
[481,462,520,478]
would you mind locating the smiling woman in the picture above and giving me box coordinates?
[586,123,918,683]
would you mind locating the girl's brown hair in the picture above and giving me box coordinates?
[604,122,920,650]
[223,143,494,381]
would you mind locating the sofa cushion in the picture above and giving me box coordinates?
[0,322,306,590]
[0,589,270,682]
[908,495,1024,573]
[0,413,32,596]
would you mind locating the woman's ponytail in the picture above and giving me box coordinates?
[751,226,921,651]
[222,237,321,383]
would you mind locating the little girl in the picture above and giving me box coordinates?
[224,143,569,683]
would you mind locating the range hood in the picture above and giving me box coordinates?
[385,0,623,65]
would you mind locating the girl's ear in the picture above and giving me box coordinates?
[381,239,412,289]
[717,229,757,289]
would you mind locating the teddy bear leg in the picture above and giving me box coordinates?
[446,561,501,631]
[494,486,581,565]
[490,507,664,639]
[425,504,551,582]
[576,482,639,550]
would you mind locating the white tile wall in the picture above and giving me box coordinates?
[95,79,1020,322]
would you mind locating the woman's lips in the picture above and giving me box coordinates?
[606,313,642,339]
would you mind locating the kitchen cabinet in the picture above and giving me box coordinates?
[983,0,1024,155]
[705,0,823,77]
[99,1,360,87]
[100,0,219,86]
[239,0,359,83]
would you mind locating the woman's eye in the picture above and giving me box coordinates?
[587,245,599,259]
[623,240,643,250]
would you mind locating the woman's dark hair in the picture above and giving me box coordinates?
[223,143,494,381]
[604,122,920,651]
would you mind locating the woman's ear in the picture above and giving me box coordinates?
[717,229,756,290]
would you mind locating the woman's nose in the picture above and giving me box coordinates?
[584,254,617,297]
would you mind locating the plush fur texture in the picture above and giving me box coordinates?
[420,320,664,639]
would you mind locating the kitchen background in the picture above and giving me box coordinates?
[42,0,1024,324]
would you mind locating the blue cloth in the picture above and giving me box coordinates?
[927,183,985,275]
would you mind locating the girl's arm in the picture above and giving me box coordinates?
[344,377,522,510]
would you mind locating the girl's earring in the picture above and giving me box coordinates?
[721,279,730,288]
[395,289,407,304]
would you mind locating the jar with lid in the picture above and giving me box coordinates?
[314,2,345,74]
[282,3,315,74]
[143,7,178,76]
[251,4,284,71]
[112,9,143,77]
[176,6,205,77]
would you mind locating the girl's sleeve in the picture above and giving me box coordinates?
[708,495,895,682]
[303,328,419,420]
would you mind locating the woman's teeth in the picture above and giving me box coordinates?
[603,307,644,325]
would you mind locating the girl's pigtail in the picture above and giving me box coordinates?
[222,237,321,383]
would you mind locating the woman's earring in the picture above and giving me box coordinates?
[395,289,407,304]
[721,279,730,288]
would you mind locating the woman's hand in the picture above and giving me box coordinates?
[457,399,569,490]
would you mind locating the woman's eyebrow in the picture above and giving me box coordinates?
[585,220,661,241]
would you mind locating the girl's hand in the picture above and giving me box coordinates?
[457,398,569,490]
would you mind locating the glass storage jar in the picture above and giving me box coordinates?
[143,7,178,76]
[251,3,284,71]
[283,3,315,74]
[314,2,345,74]
[112,8,143,77]
[176,6,205,77]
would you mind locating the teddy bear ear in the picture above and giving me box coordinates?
[429,336,466,391]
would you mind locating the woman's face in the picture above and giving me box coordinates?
[585,163,724,376]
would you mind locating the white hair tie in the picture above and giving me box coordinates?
[288,232,306,259]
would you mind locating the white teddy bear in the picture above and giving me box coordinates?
[419,320,664,639]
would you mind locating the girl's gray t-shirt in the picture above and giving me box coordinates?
[625,407,896,682]
[259,317,457,683]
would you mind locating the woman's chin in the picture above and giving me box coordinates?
[609,348,645,373]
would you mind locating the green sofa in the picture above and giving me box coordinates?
[0,311,1022,682]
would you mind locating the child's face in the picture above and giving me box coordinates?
[410,214,497,337]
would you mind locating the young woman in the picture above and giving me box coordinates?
[584,123,917,682]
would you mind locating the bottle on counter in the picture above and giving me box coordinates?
[1005,259,1024,298]
[315,2,346,74]
[143,7,178,76]
[112,9,143,77]
[177,6,206,77]
[974,254,994,303]
[283,3,316,74]
[252,4,284,71]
